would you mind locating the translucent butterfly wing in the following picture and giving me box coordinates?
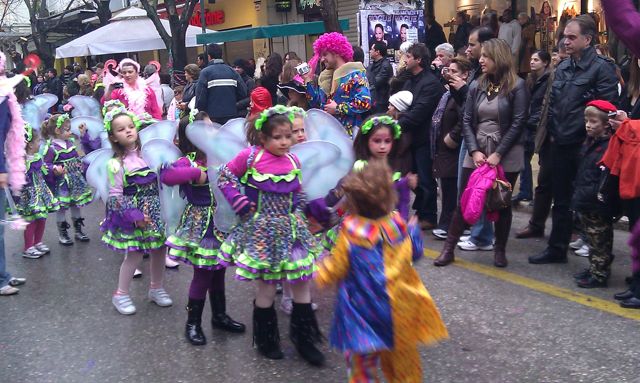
[32,94,59,112]
[290,140,342,200]
[304,109,355,169]
[85,148,114,203]
[99,131,112,149]
[21,100,47,132]
[68,95,101,119]
[139,120,179,146]
[208,166,237,234]
[70,116,103,139]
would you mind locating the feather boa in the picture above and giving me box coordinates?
[122,77,148,117]
[2,92,27,194]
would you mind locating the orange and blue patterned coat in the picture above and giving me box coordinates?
[315,211,448,353]
[307,62,372,137]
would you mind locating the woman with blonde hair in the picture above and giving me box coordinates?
[434,38,528,268]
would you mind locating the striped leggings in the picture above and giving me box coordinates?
[345,347,422,383]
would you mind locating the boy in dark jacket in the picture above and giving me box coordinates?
[573,100,618,288]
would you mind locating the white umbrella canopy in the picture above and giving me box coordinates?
[55,7,215,58]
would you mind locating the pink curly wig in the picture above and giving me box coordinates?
[310,32,353,74]
[0,52,27,194]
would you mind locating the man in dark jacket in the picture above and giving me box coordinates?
[529,15,619,265]
[453,12,473,53]
[399,43,445,229]
[45,68,63,110]
[425,15,447,57]
[366,41,393,113]
[196,44,247,124]
[233,59,256,117]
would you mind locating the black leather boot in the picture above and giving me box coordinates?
[73,218,90,242]
[57,221,73,246]
[185,299,207,346]
[493,211,511,268]
[210,291,245,333]
[434,211,465,267]
[290,302,325,366]
[253,302,284,360]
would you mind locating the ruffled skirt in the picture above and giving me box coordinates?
[55,158,92,208]
[15,174,60,221]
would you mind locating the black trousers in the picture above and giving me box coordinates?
[547,142,582,255]
[412,145,438,223]
[437,177,458,231]
[528,141,553,231]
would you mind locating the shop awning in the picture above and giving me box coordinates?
[196,19,350,44]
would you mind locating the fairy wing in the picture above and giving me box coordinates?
[208,166,238,234]
[32,93,59,112]
[85,148,114,203]
[99,131,112,149]
[139,120,179,146]
[68,95,102,119]
[290,141,350,200]
[304,109,356,168]
[70,116,104,139]
[141,139,186,234]
[21,100,47,131]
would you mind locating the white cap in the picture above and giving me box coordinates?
[389,91,413,112]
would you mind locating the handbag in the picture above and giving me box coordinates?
[485,166,512,212]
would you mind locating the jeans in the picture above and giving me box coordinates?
[0,192,10,288]
[412,145,438,223]
[515,144,534,200]
[458,140,494,246]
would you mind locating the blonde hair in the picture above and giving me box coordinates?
[342,160,397,220]
[584,106,608,123]
[478,38,519,95]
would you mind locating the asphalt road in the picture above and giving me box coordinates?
[1,202,639,383]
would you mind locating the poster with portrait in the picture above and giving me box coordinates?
[391,11,423,51]
[367,14,393,51]
[360,10,424,65]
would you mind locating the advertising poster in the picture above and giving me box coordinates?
[391,10,424,50]
[367,14,393,50]
[360,10,424,65]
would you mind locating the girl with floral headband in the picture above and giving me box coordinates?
[16,124,60,259]
[41,113,93,245]
[217,105,325,366]
[161,110,245,345]
[80,99,127,154]
[101,109,173,315]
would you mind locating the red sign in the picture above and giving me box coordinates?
[190,10,225,27]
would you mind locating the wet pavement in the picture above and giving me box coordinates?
[2,202,640,383]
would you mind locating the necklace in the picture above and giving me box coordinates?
[487,82,501,97]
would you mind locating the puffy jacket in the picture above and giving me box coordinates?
[548,46,619,145]
[462,78,529,157]
[572,136,611,215]
[399,68,445,148]
[460,164,504,224]
[195,60,247,121]
[366,57,393,112]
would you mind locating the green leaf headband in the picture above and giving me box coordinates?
[189,108,199,123]
[102,100,125,116]
[24,122,33,143]
[103,107,141,133]
[289,106,307,118]
[24,77,31,88]
[360,116,402,139]
[56,114,70,129]
[255,105,295,131]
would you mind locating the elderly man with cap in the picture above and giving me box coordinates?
[305,32,372,137]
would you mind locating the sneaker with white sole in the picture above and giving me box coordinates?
[112,294,136,315]
[133,269,142,279]
[574,244,589,257]
[148,288,173,307]
[22,246,43,259]
[165,256,179,269]
[8,277,26,287]
[460,235,471,242]
[0,285,19,296]
[570,238,585,250]
[34,243,50,254]
[457,240,494,251]
[432,229,447,240]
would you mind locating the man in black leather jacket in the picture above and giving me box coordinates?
[366,41,393,113]
[529,15,618,264]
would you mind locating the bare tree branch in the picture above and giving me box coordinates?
[139,0,171,46]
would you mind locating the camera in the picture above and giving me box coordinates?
[607,111,618,118]
[296,62,310,76]
[112,82,124,89]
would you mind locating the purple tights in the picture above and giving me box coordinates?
[188,268,226,300]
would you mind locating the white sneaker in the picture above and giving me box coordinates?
[570,238,585,250]
[460,235,471,242]
[574,244,589,257]
[311,302,319,311]
[34,243,50,254]
[22,247,43,259]
[148,288,173,307]
[112,294,136,315]
[165,256,179,269]
[280,297,293,315]
[463,230,471,236]
[457,240,494,251]
[133,269,142,279]
[0,285,19,296]
[432,229,447,240]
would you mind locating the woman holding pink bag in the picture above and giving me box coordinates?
[434,38,528,268]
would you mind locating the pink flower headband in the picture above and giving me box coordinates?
[118,58,140,73]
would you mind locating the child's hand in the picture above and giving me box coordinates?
[197,170,207,184]
[308,216,323,234]
[135,215,151,228]
[78,123,87,135]
[53,165,65,176]
[406,173,418,190]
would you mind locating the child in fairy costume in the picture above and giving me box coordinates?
[100,109,173,315]
[316,161,447,383]
[16,124,60,259]
[41,113,93,245]
[217,105,325,366]
[80,99,125,154]
[161,110,245,345]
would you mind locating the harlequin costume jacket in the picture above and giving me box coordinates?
[315,212,448,353]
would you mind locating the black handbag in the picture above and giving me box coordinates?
[485,178,512,212]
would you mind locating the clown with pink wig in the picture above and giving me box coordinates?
[103,59,162,120]
[305,32,372,137]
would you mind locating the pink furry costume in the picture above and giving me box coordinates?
[0,52,27,195]
[306,32,372,137]
[105,59,162,120]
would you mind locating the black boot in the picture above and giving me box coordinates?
[73,218,90,242]
[185,299,207,346]
[253,302,284,360]
[57,221,74,246]
[290,302,325,366]
[210,291,245,333]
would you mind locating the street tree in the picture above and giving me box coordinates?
[320,0,341,33]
